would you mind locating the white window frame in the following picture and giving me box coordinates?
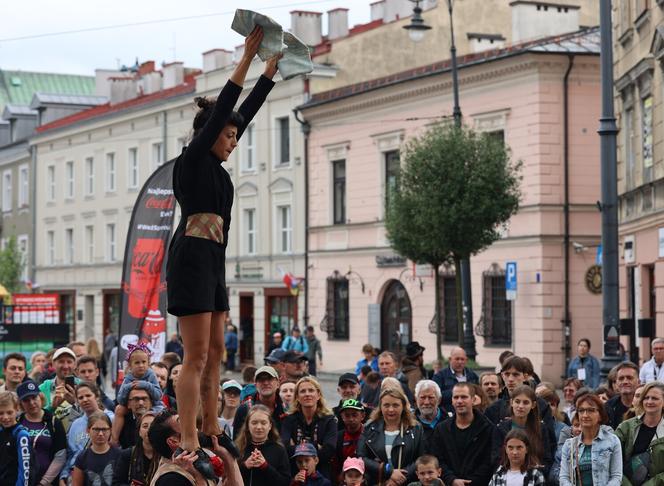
[85,157,95,196]
[244,208,256,255]
[18,164,28,208]
[274,116,291,167]
[2,169,12,212]
[17,235,27,282]
[106,223,116,262]
[152,142,164,171]
[106,153,116,192]
[47,230,55,266]
[128,147,139,189]
[65,161,75,199]
[85,225,94,263]
[64,228,74,264]
[242,124,256,172]
[47,165,56,202]
[277,205,292,254]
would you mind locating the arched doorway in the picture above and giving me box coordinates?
[380,280,412,354]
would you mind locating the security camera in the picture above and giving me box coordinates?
[572,242,586,253]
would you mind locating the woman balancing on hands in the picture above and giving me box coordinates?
[166,25,279,480]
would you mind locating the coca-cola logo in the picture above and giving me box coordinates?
[132,240,165,275]
[145,195,175,210]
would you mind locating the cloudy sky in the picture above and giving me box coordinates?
[0,1,376,76]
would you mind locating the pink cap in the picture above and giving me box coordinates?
[343,457,365,475]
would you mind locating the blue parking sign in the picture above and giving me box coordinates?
[506,262,517,300]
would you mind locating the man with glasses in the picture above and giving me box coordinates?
[640,338,664,383]
[118,386,153,448]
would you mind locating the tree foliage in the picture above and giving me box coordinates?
[385,123,522,356]
[0,235,25,294]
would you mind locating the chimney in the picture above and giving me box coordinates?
[290,10,323,46]
[370,1,385,21]
[139,71,162,95]
[234,44,245,62]
[510,0,580,42]
[203,49,234,72]
[95,69,133,98]
[110,77,138,104]
[328,8,349,40]
[382,0,413,22]
[162,62,184,89]
[138,61,156,76]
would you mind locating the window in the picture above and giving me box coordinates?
[106,223,116,262]
[487,129,505,145]
[624,106,636,190]
[276,116,290,165]
[18,165,28,207]
[243,125,255,171]
[244,208,256,255]
[384,150,400,213]
[17,235,27,282]
[85,225,94,263]
[128,148,139,189]
[47,230,55,266]
[635,0,649,20]
[65,161,74,199]
[64,228,74,264]
[439,273,459,343]
[106,153,116,192]
[152,142,164,171]
[278,205,292,253]
[2,170,11,212]
[47,165,56,201]
[332,159,346,224]
[480,264,512,346]
[85,157,94,196]
[642,95,653,182]
[326,274,349,340]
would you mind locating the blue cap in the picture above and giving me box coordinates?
[292,442,318,458]
[17,379,39,401]
[265,348,286,364]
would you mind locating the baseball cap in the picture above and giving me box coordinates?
[340,398,364,412]
[343,457,365,475]
[338,372,359,386]
[254,365,279,380]
[53,347,76,361]
[265,349,286,364]
[222,380,242,392]
[292,442,318,458]
[17,380,39,401]
[283,351,307,363]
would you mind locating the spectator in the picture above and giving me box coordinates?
[521,358,541,387]
[291,442,331,486]
[236,404,291,486]
[284,351,309,382]
[164,362,182,407]
[266,349,287,381]
[536,386,568,442]
[429,383,500,486]
[102,330,117,378]
[562,378,581,421]
[360,372,381,410]
[408,455,443,486]
[489,429,546,486]
[549,414,581,485]
[281,376,337,479]
[358,365,373,386]
[17,379,67,485]
[479,372,502,405]
[117,387,153,449]
[112,411,157,486]
[640,338,664,383]
[560,394,622,486]
[496,385,554,477]
[605,361,640,430]
[0,390,31,486]
[333,373,362,428]
[164,334,183,360]
[86,338,103,366]
[355,344,379,377]
[1,352,27,392]
[623,384,645,421]
[68,342,86,359]
[432,347,479,412]
[268,332,284,355]
[150,362,168,391]
[413,380,447,450]
[280,380,296,412]
[76,355,115,411]
[616,381,664,485]
[234,366,286,433]
[29,351,48,383]
[219,380,242,438]
[342,457,367,486]
[241,365,258,402]
[335,399,366,479]
[225,324,238,372]
[160,352,181,370]
[70,411,120,486]
[305,326,323,377]
[357,387,424,486]
[471,384,490,413]
[401,342,427,395]
[498,351,515,370]
[377,352,414,405]
[567,338,601,389]
[147,409,241,485]
[39,347,80,431]
[282,328,309,354]
[595,385,614,404]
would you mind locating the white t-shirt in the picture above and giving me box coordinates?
[505,470,526,486]
[384,430,400,465]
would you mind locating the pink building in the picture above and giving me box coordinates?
[298,28,603,383]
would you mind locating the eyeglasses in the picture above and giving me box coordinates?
[577,408,599,415]
[91,427,110,434]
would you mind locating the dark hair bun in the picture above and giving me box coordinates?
[194,96,213,110]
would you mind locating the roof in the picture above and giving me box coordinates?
[0,70,95,112]
[29,93,107,109]
[509,0,581,9]
[302,27,599,110]
[2,104,37,117]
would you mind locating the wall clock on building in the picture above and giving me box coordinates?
[585,265,602,294]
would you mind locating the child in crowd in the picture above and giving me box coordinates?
[489,430,545,486]
[290,443,331,486]
[341,457,365,486]
[407,455,443,486]
[0,391,31,486]
[71,411,121,486]
[359,372,381,410]
[111,342,163,445]
[279,380,296,411]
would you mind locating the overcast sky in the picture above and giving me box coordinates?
[0,0,375,76]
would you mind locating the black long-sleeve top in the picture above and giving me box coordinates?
[239,440,291,486]
[280,412,338,479]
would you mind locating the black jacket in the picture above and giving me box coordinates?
[432,368,480,411]
[280,412,338,479]
[497,419,555,477]
[429,412,501,486]
[415,408,451,453]
[605,394,629,430]
[356,420,425,485]
[111,446,153,486]
[239,440,291,486]
[485,393,554,430]
[234,393,287,435]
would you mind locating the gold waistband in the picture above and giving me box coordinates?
[185,213,224,244]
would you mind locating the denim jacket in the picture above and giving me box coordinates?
[566,354,601,389]
[559,425,622,486]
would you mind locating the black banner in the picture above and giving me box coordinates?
[117,159,176,376]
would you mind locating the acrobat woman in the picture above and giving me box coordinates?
[166,26,278,478]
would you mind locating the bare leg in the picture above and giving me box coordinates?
[201,311,225,435]
[177,312,211,451]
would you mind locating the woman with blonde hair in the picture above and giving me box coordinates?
[357,387,424,486]
[280,376,338,478]
[86,338,102,362]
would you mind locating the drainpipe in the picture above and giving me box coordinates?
[30,144,37,285]
[162,111,168,160]
[562,54,575,378]
[293,106,310,328]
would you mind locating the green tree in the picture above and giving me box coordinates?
[0,235,25,294]
[385,123,522,360]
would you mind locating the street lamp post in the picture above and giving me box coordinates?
[405,0,477,360]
